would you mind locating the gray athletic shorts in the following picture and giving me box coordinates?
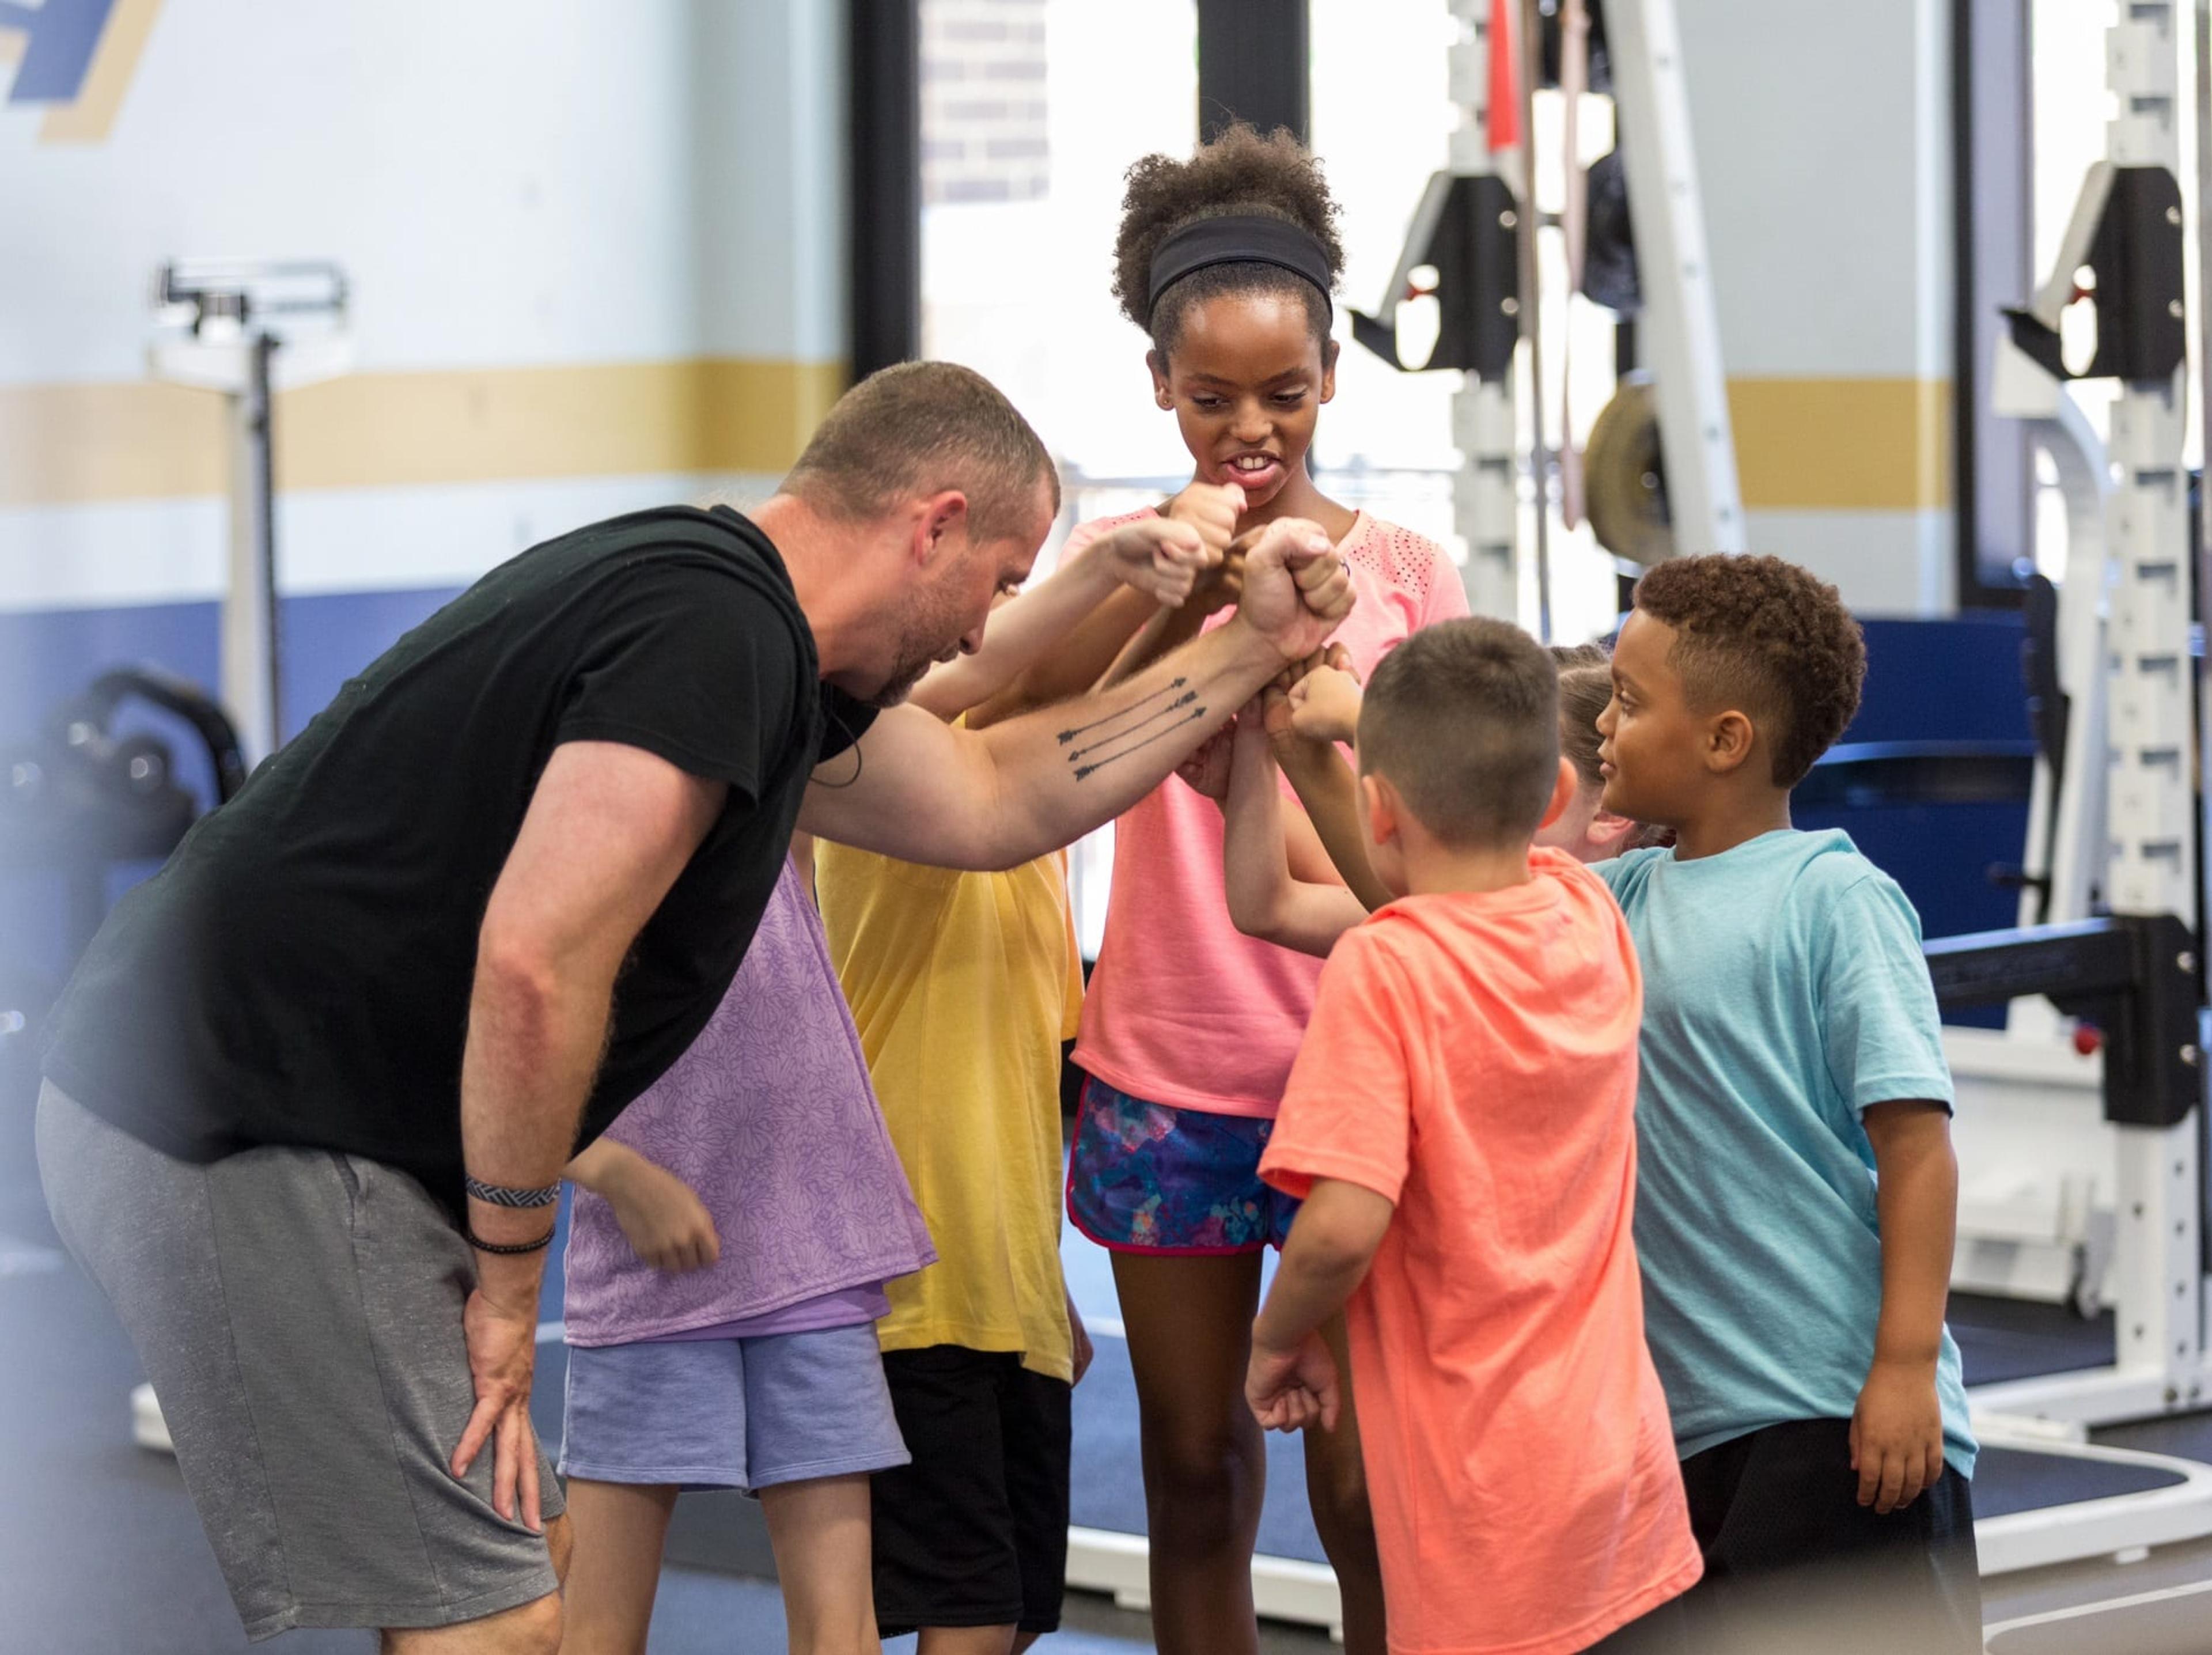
[35,1081,565,1641]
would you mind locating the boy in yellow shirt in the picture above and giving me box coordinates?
[817,487,1240,1652]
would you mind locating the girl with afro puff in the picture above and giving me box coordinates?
[1035,123,1470,1655]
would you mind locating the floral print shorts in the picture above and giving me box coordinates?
[1065,1075,1300,1255]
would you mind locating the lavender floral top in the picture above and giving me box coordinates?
[563,857,937,1346]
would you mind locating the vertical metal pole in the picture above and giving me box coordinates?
[1517,0,1552,639]
[252,332,282,750]
[1448,1,1521,620]
[1603,0,1744,556]
[1196,0,1310,142]
[1955,0,2036,607]
[2107,11,2195,923]
[2103,0,2200,1401]
[2193,0,2212,1298]
[221,331,279,764]
[849,0,921,378]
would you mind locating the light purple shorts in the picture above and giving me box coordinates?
[558,1321,908,1494]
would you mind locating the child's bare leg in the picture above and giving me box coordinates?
[556,1481,676,1655]
[760,1472,881,1655]
[1302,1312,1385,1655]
[916,1628,1016,1654]
[1112,1248,1268,1655]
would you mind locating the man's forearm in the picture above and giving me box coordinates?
[972,616,1290,865]
[459,951,613,1297]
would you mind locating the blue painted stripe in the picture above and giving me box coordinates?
[0,585,464,750]
[2,585,463,998]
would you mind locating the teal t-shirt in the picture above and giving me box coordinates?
[1597,828,1977,1477]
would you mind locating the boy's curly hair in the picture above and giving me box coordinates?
[1111,122,1344,357]
[1632,554,1865,789]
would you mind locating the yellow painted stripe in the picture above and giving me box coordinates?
[0,358,846,508]
[39,0,165,144]
[1728,376,1951,513]
[4,364,1943,514]
[0,380,227,506]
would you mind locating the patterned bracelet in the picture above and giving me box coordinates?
[464,1175,561,1210]
[463,1225,557,1256]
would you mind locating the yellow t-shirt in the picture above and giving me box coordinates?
[815,839,1085,1381]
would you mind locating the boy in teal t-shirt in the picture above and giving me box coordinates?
[1593,554,1980,1650]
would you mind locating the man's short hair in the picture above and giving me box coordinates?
[1357,618,1560,850]
[782,361,1059,546]
[1632,554,1866,789]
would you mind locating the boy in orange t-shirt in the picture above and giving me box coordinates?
[1241,619,1701,1655]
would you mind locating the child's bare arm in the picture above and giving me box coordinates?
[1223,713,1370,957]
[1265,693,1395,913]
[1178,720,1358,888]
[990,585,1160,713]
[1066,1290,1094,1384]
[994,483,1246,711]
[1096,594,1206,694]
[1095,495,1257,691]
[1246,1178,1395,1432]
[911,517,1215,724]
[1853,1100,1957,1513]
[567,1138,720,1274]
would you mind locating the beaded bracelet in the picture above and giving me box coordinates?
[463,1225,557,1256]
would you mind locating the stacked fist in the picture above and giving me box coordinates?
[1176,646,1366,801]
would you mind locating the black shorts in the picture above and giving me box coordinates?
[1666,1417,1983,1653]
[872,1346,1073,1638]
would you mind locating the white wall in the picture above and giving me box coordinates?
[3,2,701,381]
[1,0,843,615]
[1677,0,1957,615]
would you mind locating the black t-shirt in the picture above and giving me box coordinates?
[43,505,875,1215]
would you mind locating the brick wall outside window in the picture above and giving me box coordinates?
[920,0,1049,204]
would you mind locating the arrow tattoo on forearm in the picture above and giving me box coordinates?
[1071,707,1210,781]
[1058,677,1190,744]
[1065,691,1200,764]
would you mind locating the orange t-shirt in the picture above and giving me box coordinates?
[1262,851,1701,1655]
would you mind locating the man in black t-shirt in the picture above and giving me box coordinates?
[36,361,1355,1650]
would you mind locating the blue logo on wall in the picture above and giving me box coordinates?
[0,0,116,104]
[3,0,159,141]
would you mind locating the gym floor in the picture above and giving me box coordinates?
[0,1095,1335,1655]
[10,1105,2212,1655]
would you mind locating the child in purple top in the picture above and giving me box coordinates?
[556,511,1219,1652]
[558,854,936,1652]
